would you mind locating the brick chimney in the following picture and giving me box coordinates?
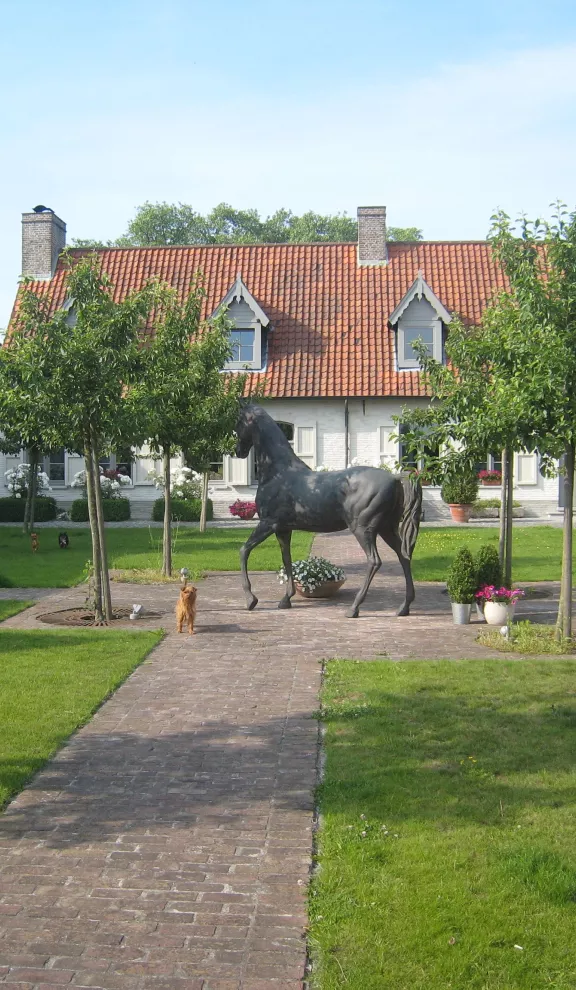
[357,206,387,265]
[22,206,66,279]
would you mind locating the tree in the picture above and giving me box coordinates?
[39,257,153,623]
[489,206,576,638]
[72,202,423,248]
[128,279,246,575]
[0,286,62,533]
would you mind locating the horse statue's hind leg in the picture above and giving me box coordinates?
[380,529,415,616]
[345,527,382,618]
[276,530,295,609]
[240,520,274,610]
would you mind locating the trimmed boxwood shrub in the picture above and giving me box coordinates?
[70,498,131,522]
[152,497,213,523]
[0,496,57,522]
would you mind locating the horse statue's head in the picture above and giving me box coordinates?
[235,403,257,459]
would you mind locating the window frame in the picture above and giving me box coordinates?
[224,322,263,371]
[397,318,443,370]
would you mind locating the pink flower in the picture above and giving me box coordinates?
[475,584,525,603]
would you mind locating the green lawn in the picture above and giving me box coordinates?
[0,628,162,809]
[0,527,314,587]
[413,526,565,582]
[311,659,576,989]
[0,600,32,622]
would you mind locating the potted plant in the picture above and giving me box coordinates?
[474,545,502,620]
[278,555,346,598]
[475,585,525,625]
[478,469,502,486]
[446,547,477,623]
[229,499,258,520]
[441,474,479,523]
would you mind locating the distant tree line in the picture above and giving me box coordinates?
[72,202,423,249]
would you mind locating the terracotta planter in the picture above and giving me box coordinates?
[448,503,473,523]
[484,601,511,625]
[295,579,345,599]
[481,480,502,487]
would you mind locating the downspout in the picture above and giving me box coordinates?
[344,398,350,468]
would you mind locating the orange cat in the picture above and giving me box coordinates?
[176,584,197,634]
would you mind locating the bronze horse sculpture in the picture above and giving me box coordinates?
[235,404,422,618]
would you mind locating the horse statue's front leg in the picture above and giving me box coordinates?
[276,530,295,609]
[239,520,275,610]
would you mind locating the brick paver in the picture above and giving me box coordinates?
[0,531,566,990]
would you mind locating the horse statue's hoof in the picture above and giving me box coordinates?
[278,598,292,610]
[246,595,258,611]
[397,605,410,616]
[345,607,359,619]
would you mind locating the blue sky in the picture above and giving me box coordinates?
[1,0,575,324]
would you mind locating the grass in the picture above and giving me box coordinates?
[312,659,576,990]
[413,526,567,582]
[0,526,314,587]
[0,628,163,810]
[0,600,32,622]
[478,620,576,654]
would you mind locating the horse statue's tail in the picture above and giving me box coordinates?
[398,474,423,559]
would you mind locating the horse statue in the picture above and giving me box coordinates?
[235,403,422,618]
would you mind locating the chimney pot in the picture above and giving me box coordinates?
[22,208,66,279]
[357,206,387,265]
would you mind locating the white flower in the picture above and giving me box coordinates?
[15,493,21,499]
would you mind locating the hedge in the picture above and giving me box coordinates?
[152,497,213,523]
[0,496,57,523]
[70,498,131,522]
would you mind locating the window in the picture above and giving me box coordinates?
[208,456,224,481]
[42,448,65,484]
[397,319,443,369]
[398,425,439,478]
[277,422,294,445]
[99,451,133,481]
[229,329,255,364]
[475,453,503,475]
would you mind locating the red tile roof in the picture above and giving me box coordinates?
[19,241,507,398]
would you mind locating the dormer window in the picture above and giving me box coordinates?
[389,272,452,371]
[213,274,271,371]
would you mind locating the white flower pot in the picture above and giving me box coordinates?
[451,602,472,624]
[484,601,511,626]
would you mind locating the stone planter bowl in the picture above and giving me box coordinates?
[295,579,345,599]
[484,601,512,625]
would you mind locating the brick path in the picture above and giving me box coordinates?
[0,531,566,990]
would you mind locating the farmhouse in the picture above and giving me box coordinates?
[3,205,560,519]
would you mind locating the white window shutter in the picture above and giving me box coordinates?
[515,451,537,485]
[379,426,398,468]
[66,453,84,486]
[294,425,316,468]
[224,454,249,485]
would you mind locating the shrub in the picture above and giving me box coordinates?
[441,474,479,505]
[0,496,57,522]
[475,545,502,590]
[70,498,131,522]
[473,498,521,509]
[446,546,477,603]
[151,497,213,523]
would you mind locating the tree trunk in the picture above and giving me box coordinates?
[28,446,39,534]
[556,441,574,640]
[498,447,507,571]
[162,444,172,577]
[84,442,104,624]
[504,447,514,589]
[91,434,113,623]
[199,471,209,533]
[23,450,38,535]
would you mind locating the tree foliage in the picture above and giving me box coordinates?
[72,201,423,248]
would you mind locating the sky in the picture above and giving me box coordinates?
[1,0,575,324]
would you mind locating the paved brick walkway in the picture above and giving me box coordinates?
[0,531,566,990]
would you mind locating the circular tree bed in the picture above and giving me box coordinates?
[38,606,164,627]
